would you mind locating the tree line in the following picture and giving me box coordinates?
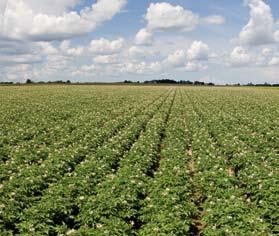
[0,79,278,86]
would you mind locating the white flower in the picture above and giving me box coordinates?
[96,223,103,229]
[66,229,76,235]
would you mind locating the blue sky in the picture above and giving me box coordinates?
[0,0,279,84]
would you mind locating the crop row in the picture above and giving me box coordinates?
[73,90,176,235]
[137,90,197,235]
[0,87,169,180]
[0,89,171,234]
[183,89,276,234]
[0,86,278,235]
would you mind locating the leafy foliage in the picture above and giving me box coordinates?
[0,85,278,235]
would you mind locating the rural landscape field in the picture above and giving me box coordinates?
[0,85,278,235]
[1,0,279,235]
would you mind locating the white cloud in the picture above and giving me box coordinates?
[1,64,35,82]
[66,46,84,56]
[144,2,225,33]
[88,0,127,25]
[128,46,145,58]
[145,2,199,32]
[184,62,207,72]
[149,61,163,73]
[72,64,101,77]
[261,47,273,56]
[0,0,127,41]
[238,0,275,46]
[268,57,279,66]
[93,55,118,64]
[90,38,124,55]
[202,15,225,25]
[17,0,81,15]
[162,40,211,70]
[229,46,252,67]
[165,50,186,67]
[135,28,153,45]
[72,60,164,77]
[60,40,70,52]
[128,46,154,59]
[187,41,210,60]
[60,41,84,56]
[124,61,163,75]
[39,42,58,55]
[40,54,70,76]
[225,44,279,68]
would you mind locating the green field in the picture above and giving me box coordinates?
[0,85,278,235]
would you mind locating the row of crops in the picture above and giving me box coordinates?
[0,85,278,235]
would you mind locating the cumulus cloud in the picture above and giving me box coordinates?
[2,0,278,83]
[163,41,210,71]
[145,2,199,32]
[165,50,186,67]
[128,46,155,60]
[124,61,163,75]
[0,0,127,41]
[128,46,145,58]
[228,46,252,67]
[60,40,70,52]
[226,44,279,68]
[238,0,276,46]
[60,40,84,56]
[72,60,163,77]
[144,2,224,33]
[72,64,101,77]
[1,64,34,82]
[39,42,58,55]
[93,55,118,64]
[17,0,81,15]
[187,41,210,61]
[268,57,279,66]
[135,28,153,45]
[90,38,124,55]
[184,62,207,72]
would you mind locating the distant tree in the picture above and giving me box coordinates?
[26,79,33,84]
[0,82,13,85]
[194,81,205,86]
[124,80,133,83]
[179,80,193,85]
[66,80,71,84]
[144,79,177,84]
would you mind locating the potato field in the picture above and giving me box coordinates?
[0,85,278,235]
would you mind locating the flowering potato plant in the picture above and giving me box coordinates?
[0,85,278,235]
